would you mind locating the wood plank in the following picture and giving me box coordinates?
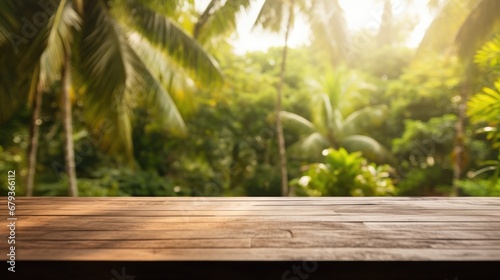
[4,197,435,201]
[14,209,342,216]
[248,201,500,208]
[2,229,291,240]
[365,222,500,230]
[10,196,498,201]
[8,229,499,243]
[13,209,500,218]
[7,197,499,202]
[16,196,500,202]
[12,203,500,211]
[291,229,500,240]
[10,221,368,231]
[333,209,500,215]
[11,200,496,207]
[251,238,500,249]
[16,239,251,249]
[11,210,500,221]
[9,248,500,261]
[15,200,500,208]
[17,205,500,213]
[14,205,340,211]
[15,239,500,250]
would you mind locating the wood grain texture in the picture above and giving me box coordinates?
[12,248,500,261]
[1,197,500,261]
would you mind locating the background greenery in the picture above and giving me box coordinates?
[0,0,499,197]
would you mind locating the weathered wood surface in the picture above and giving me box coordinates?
[1,197,500,261]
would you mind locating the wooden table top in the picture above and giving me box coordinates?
[2,197,500,261]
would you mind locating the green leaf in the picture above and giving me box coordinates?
[339,135,389,163]
[474,34,500,69]
[125,1,224,87]
[194,0,252,45]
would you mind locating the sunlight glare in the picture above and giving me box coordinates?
[229,0,434,54]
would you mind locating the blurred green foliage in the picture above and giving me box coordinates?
[456,179,500,196]
[466,35,500,190]
[1,2,499,198]
[292,148,396,196]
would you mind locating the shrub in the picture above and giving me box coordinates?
[292,148,396,196]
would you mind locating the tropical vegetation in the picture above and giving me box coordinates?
[0,0,499,197]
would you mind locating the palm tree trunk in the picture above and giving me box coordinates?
[26,76,44,196]
[452,75,469,196]
[277,2,294,197]
[61,49,78,197]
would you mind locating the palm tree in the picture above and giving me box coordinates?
[0,1,44,196]
[253,0,297,196]
[418,0,500,194]
[1,0,223,196]
[194,0,348,196]
[280,69,390,164]
[195,0,296,196]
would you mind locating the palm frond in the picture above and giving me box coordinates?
[468,81,500,149]
[124,1,224,87]
[342,105,388,136]
[468,81,500,124]
[79,1,187,161]
[0,1,80,119]
[0,43,26,122]
[19,0,80,100]
[339,135,389,163]
[309,0,349,62]
[79,1,136,160]
[254,0,290,33]
[0,1,36,122]
[318,93,334,132]
[194,0,251,45]
[474,34,500,69]
[297,131,330,156]
[280,111,316,135]
[310,92,343,138]
[129,47,187,135]
[132,0,192,17]
[128,31,197,116]
[120,31,188,136]
[39,0,81,87]
[0,0,19,46]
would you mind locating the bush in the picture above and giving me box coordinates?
[396,167,453,196]
[456,179,500,197]
[291,148,396,196]
[34,168,184,197]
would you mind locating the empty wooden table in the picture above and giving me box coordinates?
[2,197,500,261]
